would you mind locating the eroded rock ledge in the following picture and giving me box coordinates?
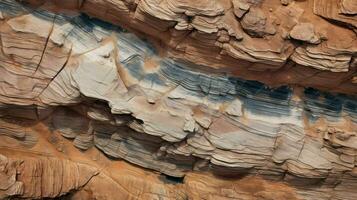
[0,0,356,200]
[20,0,357,94]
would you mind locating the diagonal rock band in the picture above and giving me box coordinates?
[0,0,356,199]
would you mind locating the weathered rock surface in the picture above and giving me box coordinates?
[0,0,356,199]
[289,23,320,44]
[240,7,276,37]
[0,151,99,199]
[340,0,357,15]
[15,0,357,79]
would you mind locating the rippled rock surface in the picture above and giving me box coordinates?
[0,0,357,199]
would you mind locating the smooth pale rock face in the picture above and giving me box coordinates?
[0,0,356,200]
[225,99,243,116]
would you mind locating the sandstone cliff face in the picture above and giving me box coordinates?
[0,0,356,199]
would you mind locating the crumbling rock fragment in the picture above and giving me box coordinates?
[232,0,251,18]
[240,7,276,37]
[289,23,320,44]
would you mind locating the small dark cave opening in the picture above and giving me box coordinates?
[159,174,185,184]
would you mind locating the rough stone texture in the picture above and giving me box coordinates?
[289,23,320,44]
[0,0,356,199]
[0,152,99,199]
[16,0,357,79]
[340,0,357,15]
[240,7,276,37]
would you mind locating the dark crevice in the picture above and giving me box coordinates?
[36,45,73,100]
[33,14,56,76]
[159,174,184,184]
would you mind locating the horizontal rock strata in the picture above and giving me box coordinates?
[18,0,357,94]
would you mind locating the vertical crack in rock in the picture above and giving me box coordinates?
[33,14,56,76]
[36,46,73,101]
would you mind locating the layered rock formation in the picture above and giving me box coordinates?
[0,0,356,199]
